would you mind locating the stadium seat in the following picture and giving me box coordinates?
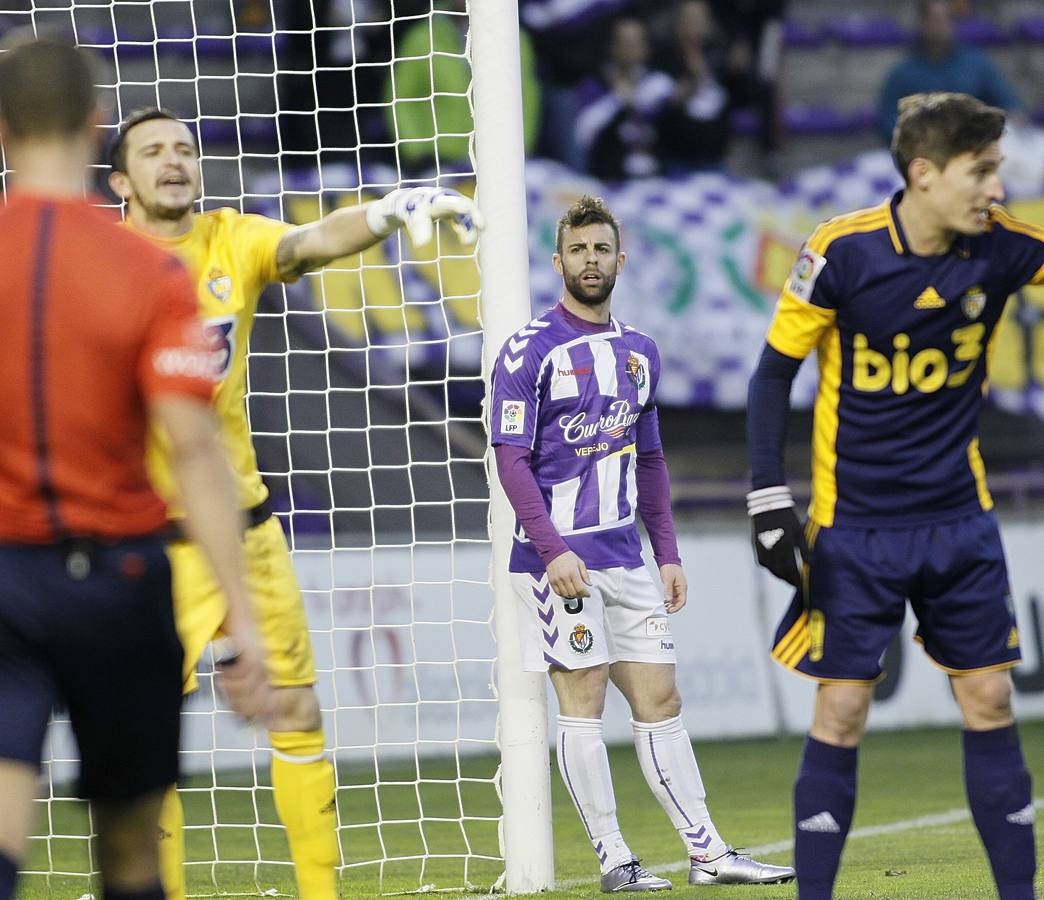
[822,16,910,47]
[1014,15,1044,43]
[953,15,1011,46]
[782,20,826,49]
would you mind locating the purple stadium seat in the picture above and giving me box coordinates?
[1014,16,1044,43]
[823,16,910,47]
[783,105,876,136]
[199,116,279,149]
[782,20,826,49]
[73,27,283,60]
[953,15,1010,46]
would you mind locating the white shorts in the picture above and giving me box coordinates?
[511,566,677,672]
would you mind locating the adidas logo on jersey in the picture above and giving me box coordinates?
[797,812,841,833]
[758,528,785,550]
[914,287,946,309]
[1006,804,1035,826]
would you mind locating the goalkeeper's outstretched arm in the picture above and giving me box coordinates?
[275,186,485,280]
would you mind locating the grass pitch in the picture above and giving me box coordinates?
[20,721,1044,898]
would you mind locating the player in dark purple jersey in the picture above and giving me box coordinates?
[492,196,795,892]
[747,93,1044,899]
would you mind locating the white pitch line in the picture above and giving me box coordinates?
[554,797,1044,890]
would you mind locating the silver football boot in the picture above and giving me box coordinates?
[600,856,673,892]
[689,847,796,885]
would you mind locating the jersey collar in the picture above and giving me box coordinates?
[887,190,909,254]
[888,189,973,259]
[555,301,618,335]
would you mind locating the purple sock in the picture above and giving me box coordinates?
[963,726,1036,900]
[0,852,16,900]
[793,736,857,900]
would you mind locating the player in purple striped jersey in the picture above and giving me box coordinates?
[491,196,794,892]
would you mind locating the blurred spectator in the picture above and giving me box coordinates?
[574,17,674,180]
[384,0,541,174]
[276,0,391,169]
[708,0,785,175]
[520,0,675,170]
[877,0,1023,143]
[657,0,737,174]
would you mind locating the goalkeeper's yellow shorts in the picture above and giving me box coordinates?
[168,513,316,692]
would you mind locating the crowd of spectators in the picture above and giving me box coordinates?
[268,0,1031,184]
[271,0,784,181]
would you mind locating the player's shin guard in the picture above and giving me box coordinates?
[0,850,17,900]
[157,785,186,900]
[963,725,1037,900]
[793,736,857,900]
[556,715,633,873]
[270,731,339,900]
[630,716,728,860]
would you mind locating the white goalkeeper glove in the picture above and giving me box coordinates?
[365,186,485,246]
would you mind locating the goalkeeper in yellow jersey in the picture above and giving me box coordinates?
[107,107,483,900]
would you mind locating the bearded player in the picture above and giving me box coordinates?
[491,195,794,891]
[108,107,483,900]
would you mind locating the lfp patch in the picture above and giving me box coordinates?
[786,246,827,302]
[500,400,525,435]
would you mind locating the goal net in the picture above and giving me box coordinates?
[1,1,538,895]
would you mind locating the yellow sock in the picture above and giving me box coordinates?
[270,730,339,900]
[158,785,186,900]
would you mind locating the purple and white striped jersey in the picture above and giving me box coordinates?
[491,303,663,573]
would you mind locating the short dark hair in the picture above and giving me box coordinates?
[108,107,194,172]
[891,92,1005,184]
[0,36,98,139]
[556,195,622,254]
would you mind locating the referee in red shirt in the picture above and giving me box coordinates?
[0,37,269,900]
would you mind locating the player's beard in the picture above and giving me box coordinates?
[127,174,197,223]
[140,195,195,222]
[564,268,617,306]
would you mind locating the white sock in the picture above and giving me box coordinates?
[631,715,728,860]
[557,715,633,873]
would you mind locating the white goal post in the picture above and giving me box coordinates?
[1,0,553,895]
[471,0,556,892]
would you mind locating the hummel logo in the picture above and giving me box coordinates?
[798,812,841,833]
[1006,804,1035,826]
[758,528,785,550]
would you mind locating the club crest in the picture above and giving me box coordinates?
[625,353,646,389]
[207,268,232,302]
[568,624,594,654]
[960,285,986,320]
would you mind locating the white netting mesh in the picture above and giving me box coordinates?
[1,1,503,895]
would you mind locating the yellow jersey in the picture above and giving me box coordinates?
[130,208,291,514]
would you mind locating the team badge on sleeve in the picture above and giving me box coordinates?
[786,246,827,302]
[500,400,526,435]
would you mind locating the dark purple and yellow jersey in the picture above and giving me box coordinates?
[768,191,1044,528]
